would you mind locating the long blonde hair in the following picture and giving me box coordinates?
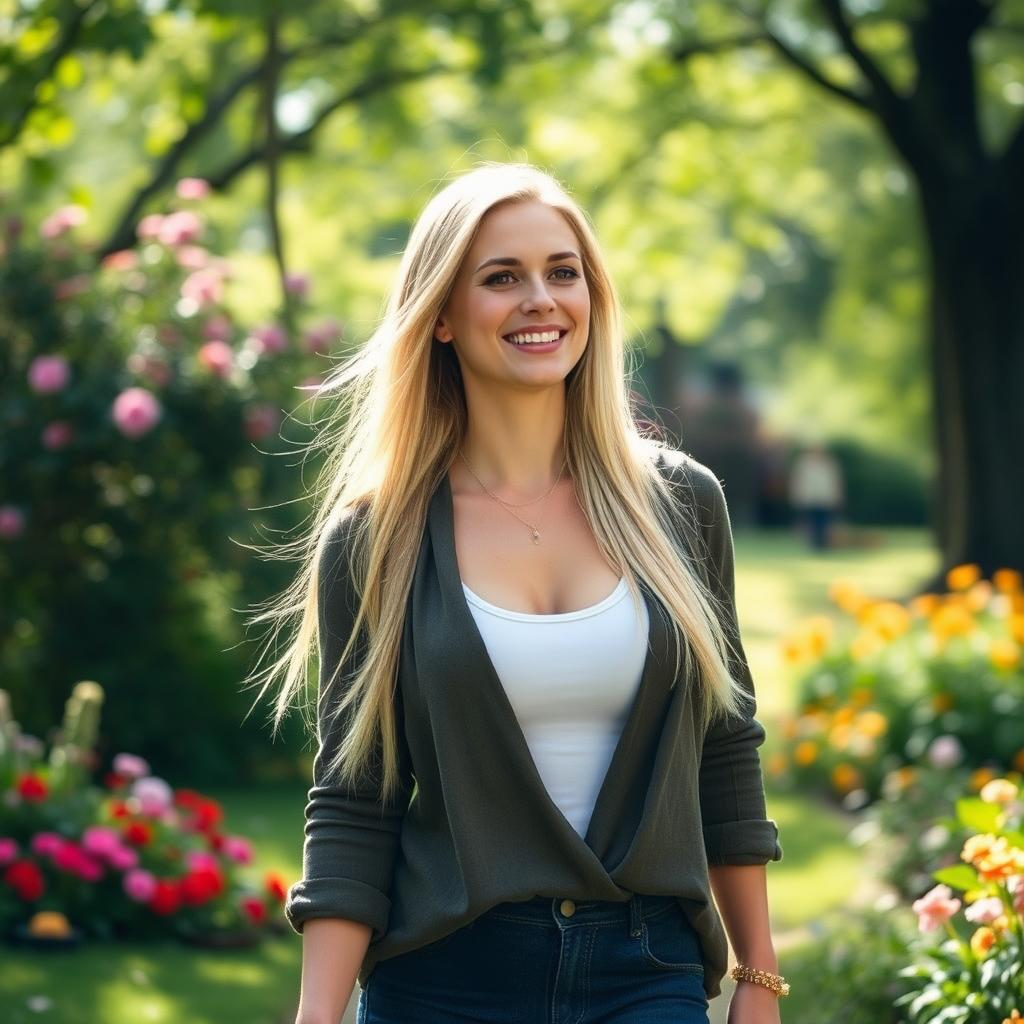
[242,161,750,804]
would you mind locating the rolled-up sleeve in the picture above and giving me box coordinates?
[694,468,783,866]
[284,508,414,939]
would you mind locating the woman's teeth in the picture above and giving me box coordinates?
[505,330,563,345]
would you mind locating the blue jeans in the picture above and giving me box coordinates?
[357,893,710,1023]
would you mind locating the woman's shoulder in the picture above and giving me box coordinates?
[647,444,727,524]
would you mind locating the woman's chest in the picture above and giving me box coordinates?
[451,483,622,616]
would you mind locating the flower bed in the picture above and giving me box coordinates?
[0,682,287,945]
[767,565,1024,807]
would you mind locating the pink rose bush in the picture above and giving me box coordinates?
[0,683,289,943]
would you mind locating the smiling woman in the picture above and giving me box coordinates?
[244,161,785,1024]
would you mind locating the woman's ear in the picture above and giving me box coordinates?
[434,320,452,343]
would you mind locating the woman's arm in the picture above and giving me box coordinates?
[708,864,777,970]
[295,918,372,1024]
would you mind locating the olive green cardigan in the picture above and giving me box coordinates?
[284,447,783,1000]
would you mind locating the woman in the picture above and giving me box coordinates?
[247,162,786,1023]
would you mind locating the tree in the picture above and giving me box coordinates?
[660,0,1023,580]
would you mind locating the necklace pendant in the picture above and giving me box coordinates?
[531,529,540,544]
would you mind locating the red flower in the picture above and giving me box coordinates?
[179,866,224,906]
[121,821,154,847]
[191,798,223,833]
[16,774,48,802]
[265,872,287,902]
[104,771,130,790]
[3,859,45,901]
[241,897,266,925]
[148,879,181,916]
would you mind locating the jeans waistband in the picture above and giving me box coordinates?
[480,893,680,933]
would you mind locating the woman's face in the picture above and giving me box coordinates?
[434,200,590,390]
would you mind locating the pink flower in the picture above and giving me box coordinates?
[912,883,962,932]
[107,845,139,871]
[180,267,225,308]
[29,832,64,858]
[964,896,1004,924]
[198,340,233,377]
[222,835,253,865]
[304,317,341,354]
[130,776,173,816]
[158,210,203,246]
[175,177,211,200]
[111,387,162,439]
[27,354,71,394]
[173,245,210,270]
[202,314,232,342]
[0,837,20,866]
[81,826,122,860]
[0,505,26,539]
[283,271,310,298]
[249,323,287,355]
[41,420,74,450]
[55,273,91,301]
[1009,875,1024,913]
[101,249,139,272]
[243,402,279,441]
[136,214,165,241]
[927,735,964,769]
[113,753,150,779]
[40,204,88,240]
[123,868,157,902]
[185,851,219,872]
[52,839,104,881]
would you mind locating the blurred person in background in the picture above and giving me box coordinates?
[788,441,844,551]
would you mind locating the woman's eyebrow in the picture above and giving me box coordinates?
[474,251,581,273]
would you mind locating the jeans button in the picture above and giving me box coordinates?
[559,899,576,917]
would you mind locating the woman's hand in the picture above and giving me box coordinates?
[727,980,783,1023]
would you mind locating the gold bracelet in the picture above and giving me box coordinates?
[729,963,790,997]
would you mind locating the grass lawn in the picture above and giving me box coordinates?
[0,528,938,1024]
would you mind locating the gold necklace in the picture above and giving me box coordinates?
[457,447,568,545]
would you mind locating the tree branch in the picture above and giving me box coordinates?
[0,0,100,150]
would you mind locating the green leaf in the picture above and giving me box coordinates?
[955,797,1001,832]
[931,864,980,890]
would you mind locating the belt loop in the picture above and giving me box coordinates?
[629,893,641,937]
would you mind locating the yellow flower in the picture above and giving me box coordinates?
[969,767,997,791]
[793,740,819,766]
[829,579,870,615]
[930,602,975,640]
[980,778,1019,805]
[831,762,862,792]
[850,630,886,661]
[909,593,942,618]
[833,705,856,726]
[828,723,852,750]
[861,601,912,640]
[966,580,994,612]
[855,710,889,738]
[1010,615,1024,646]
[993,569,1023,593]
[970,926,997,958]
[947,563,982,591]
[991,637,1022,671]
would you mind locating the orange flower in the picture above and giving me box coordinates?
[909,593,942,618]
[966,580,994,611]
[961,834,998,864]
[833,705,856,726]
[970,926,997,958]
[829,579,870,616]
[969,767,997,791]
[993,569,1023,593]
[947,563,982,591]
[930,602,975,640]
[855,710,888,738]
[850,630,886,661]
[861,601,912,640]
[793,740,819,766]
[831,762,862,792]
[1001,1010,1022,1023]
[931,691,954,713]
[991,637,1022,671]
[1010,615,1024,646]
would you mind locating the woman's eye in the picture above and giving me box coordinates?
[485,267,579,286]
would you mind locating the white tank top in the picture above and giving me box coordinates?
[462,575,650,838]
